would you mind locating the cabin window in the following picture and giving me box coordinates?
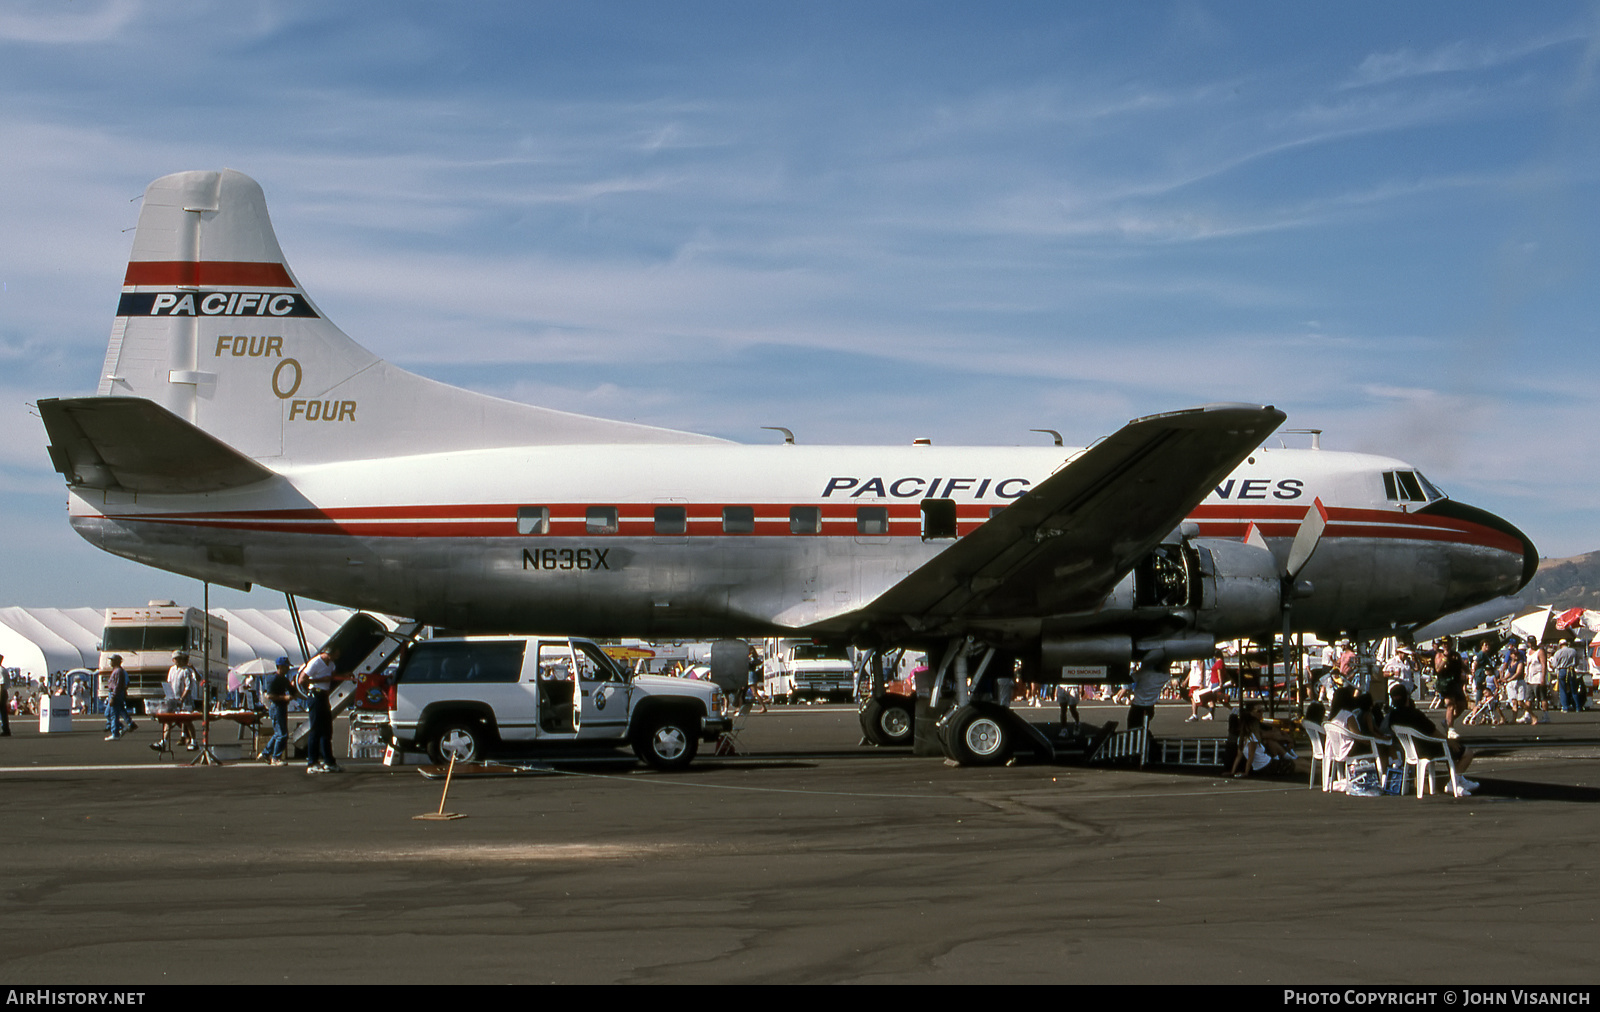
[856,506,889,535]
[517,507,550,535]
[586,506,619,534]
[654,505,686,535]
[722,506,755,534]
[790,506,822,534]
[920,498,958,540]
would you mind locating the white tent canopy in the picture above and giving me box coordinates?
[1511,606,1556,645]
[212,608,369,669]
[0,607,373,683]
[0,608,105,683]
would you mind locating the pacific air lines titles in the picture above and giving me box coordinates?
[822,476,1032,499]
[819,475,1306,502]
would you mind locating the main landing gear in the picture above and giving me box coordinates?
[858,640,1063,766]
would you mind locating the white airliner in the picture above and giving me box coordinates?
[40,170,1535,758]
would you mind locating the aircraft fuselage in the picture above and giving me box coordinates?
[68,442,1533,644]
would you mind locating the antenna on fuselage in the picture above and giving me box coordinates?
[1278,428,1323,450]
[761,426,795,444]
[1031,429,1064,446]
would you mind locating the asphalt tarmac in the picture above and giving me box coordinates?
[2,700,1598,985]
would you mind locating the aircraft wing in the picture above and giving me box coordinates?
[857,403,1285,633]
[39,396,276,494]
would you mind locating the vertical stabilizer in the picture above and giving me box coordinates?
[100,169,722,465]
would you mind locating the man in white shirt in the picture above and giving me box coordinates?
[154,650,200,751]
[297,646,343,773]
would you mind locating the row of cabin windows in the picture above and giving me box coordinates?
[514,500,1002,539]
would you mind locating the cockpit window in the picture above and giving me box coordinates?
[1383,470,1444,505]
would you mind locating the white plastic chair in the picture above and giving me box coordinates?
[1391,725,1460,798]
[1300,720,1327,790]
[1321,721,1390,792]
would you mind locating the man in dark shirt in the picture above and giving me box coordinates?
[102,655,137,740]
[1432,638,1469,737]
[259,657,295,766]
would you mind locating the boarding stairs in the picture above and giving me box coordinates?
[288,615,423,756]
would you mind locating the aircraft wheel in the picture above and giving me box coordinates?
[428,720,486,764]
[633,713,699,771]
[861,695,915,746]
[943,704,1012,766]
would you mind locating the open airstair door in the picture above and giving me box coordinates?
[288,615,421,754]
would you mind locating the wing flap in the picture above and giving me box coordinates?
[862,403,1285,630]
[39,396,276,494]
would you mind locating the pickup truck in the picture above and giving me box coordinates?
[387,636,728,770]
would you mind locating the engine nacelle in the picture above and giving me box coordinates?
[1188,537,1282,636]
[1037,634,1133,683]
[1030,537,1284,681]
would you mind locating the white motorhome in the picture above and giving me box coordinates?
[99,602,227,711]
[762,638,856,703]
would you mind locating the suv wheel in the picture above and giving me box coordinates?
[633,714,699,771]
[428,720,486,764]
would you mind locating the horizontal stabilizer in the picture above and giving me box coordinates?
[40,396,276,494]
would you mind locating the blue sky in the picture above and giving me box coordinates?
[2,1,1597,609]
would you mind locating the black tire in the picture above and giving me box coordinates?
[942,704,1012,766]
[860,695,915,747]
[632,713,699,771]
[859,698,887,745]
[427,720,486,764]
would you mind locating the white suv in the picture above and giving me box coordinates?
[387,636,727,770]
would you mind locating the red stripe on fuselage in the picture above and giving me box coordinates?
[123,261,296,287]
[101,501,1523,553]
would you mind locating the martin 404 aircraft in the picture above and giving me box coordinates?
[40,170,1536,763]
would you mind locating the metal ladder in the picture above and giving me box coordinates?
[288,618,423,755]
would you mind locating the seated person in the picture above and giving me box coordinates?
[1350,691,1394,766]
[1324,686,1360,758]
[1387,684,1477,796]
[1230,702,1296,777]
[1322,686,1390,781]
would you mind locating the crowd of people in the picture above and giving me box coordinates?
[86,647,348,774]
[1207,633,1594,796]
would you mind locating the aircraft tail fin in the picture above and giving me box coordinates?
[98,169,721,465]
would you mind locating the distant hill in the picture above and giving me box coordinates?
[1512,551,1600,612]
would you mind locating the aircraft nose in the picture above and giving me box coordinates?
[1419,498,1538,594]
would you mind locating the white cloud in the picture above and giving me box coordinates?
[0,0,141,45]
[1344,32,1590,90]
